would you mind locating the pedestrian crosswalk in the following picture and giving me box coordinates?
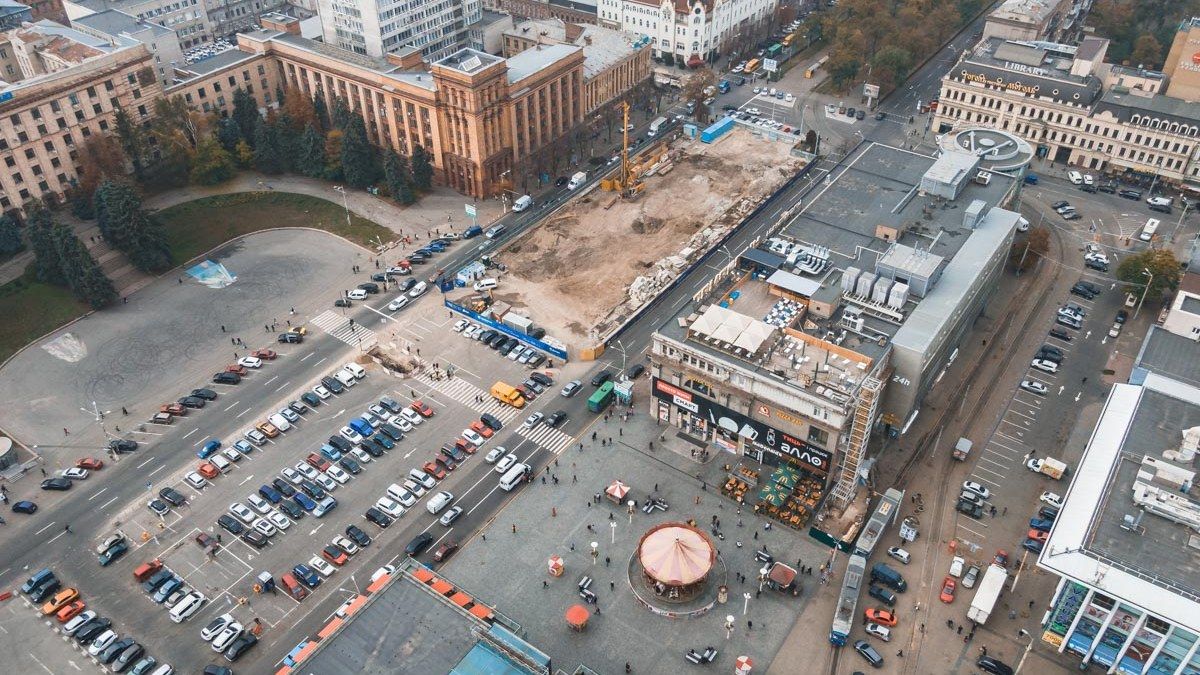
[412,372,520,422]
[515,424,575,455]
[310,310,377,348]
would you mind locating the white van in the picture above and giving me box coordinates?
[499,463,529,491]
[335,368,357,388]
[426,490,454,515]
[267,413,292,432]
[343,362,366,379]
[473,278,498,292]
[485,224,507,238]
[1067,170,1083,185]
[209,455,232,473]
[511,195,532,212]
[168,591,205,623]
[148,665,174,675]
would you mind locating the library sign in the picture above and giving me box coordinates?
[961,70,1040,95]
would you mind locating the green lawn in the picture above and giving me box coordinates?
[0,271,89,363]
[155,191,393,264]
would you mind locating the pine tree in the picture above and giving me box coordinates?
[78,247,118,308]
[113,106,146,180]
[331,96,351,130]
[0,213,21,255]
[273,118,297,174]
[383,150,416,205]
[412,145,434,190]
[313,95,330,133]
[216,118,243,153]
[50,221,85,295]
[94,180,172,272]
[189,138,236,185]
[232,88,260,146]
[26,207,59,282]
[340,116,379,189]
[252,120,285,175]
[297,124,327,178]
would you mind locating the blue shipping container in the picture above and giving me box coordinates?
[701,117,734,143]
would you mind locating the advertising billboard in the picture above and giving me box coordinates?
[651,378,831,475]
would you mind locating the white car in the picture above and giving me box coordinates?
[229,503,257,524]
[244,429,267,445]
[367,404,394,423]
[211,622,242,652]
[403,479,427,498]
[253,518,277,537]
[375,497,405,518]
[295,463,320,481]
[200,613,234,641]
[350,447,373,464]
[386,265,410,276]
[408,469,436,490]
[313,385,332,400]
[332,535,359,556]
[184,471,208,489]
[88,630,119,656]
[246,494,272,514]
[388,484,418,508]
[408,281,428,298]
[61,467,89,480]
[266,511,291,530]
[962,481,991,500]
[370,565,395,583]
[314,473,337,492]
[339,426,363,443]
[784,93,795,103]
[308,557,337,577]
[237,356,262,369]
[347,289,368,300]
[1030,359,1058,374]
[386,296,409,311]
[462,324,479,338]
[949,555,965,577]
[494,453,518,474]
[1040,491,1063,508]
[452,320,468,332]
[325,465,351,484]
[1108,322,1122,338]
[391,416,414,432]
[484,447,505,463]
[399,409,422,426]
[523,412,544,429]
[221,446,243,462]
[267,413,292,432]
[864,622,891,642]
[439,505,463,526]
[281,467,304,485]
[1020,380,1048,395]
[462,429,485,446]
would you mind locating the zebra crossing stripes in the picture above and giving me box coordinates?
[310,310,376,347]
[412,372,520,421]
[516,425,575,455]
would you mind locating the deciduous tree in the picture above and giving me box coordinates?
[1117,249,1180,301]
[189,138,236,185]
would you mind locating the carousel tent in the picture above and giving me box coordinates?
[637,522,716,587]
[605,480,630,502]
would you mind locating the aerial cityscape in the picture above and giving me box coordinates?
[0,0,1196,673]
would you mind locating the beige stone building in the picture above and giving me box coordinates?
[980,0,1077,43]
[0,20,159,211]
[1163,17,1200,102]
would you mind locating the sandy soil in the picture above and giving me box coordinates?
[494,128,804,341]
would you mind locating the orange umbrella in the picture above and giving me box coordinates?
[565,604,590,630]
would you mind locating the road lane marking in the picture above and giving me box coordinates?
[224,401,240,412]
[147,464,166,477]
[274,380,291,392]
[137,455,156,468]
[99,495,119,510]
[182,428,198,440]
[35,521,56,535]
[315,357,327,366]
[264,375,278,385]
[237,406,252,418]
[239,474,255,485]
[45,531,67,545]
[87,488,107,501]
[301,351,316,361]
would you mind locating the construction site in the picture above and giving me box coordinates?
[486,124,807,352]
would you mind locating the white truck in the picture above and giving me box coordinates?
[952,437,972,461]
[648,116,668,136]
[567,171,587,190]
[966,564,1008,625]
[1026,456,1068,480]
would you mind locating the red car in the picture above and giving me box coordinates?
[864,608,897,626]
[993,550,1009,568]
[306,454,331,472]
[159,402,186,416]
[433,541,459,562]
[321,545,349,566]
[939,576,956,603]
[197,462,220,479]
[225,364,248,376]
[75,457,104,470]
[455,438,477,455]
[423,461,446,480]
[514,384,536,401]
[411,400,434,418]
[469,421,493,439]
[1027,529,1049,543]
[251,349,277,360]
[436,454,457,472]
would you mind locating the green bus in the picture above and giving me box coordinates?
[767,43,782,57]
[587,381,615,413]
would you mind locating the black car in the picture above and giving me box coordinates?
[75,617,113,644]
[398,278,417,292]
[300,392,322,407]
[498,339,518,356]
[224,632,258,662]
[443,444,466,462]
[976,655,1014,675]
[378,424,404,442]
[1118,189,1143,200]
[590,370,614,387]
[406,532,434,555]
[956,499,983,519]
[527,354,546,368]
[158,487,187,506]
[190,388,218,401]
[41,477,72,491]
[370,272,387,283]
[1080,183,1097,193]
[278,332,303,344]
[345,524,372,548]
[147,499,170,517]
[339,457,362,475]
[108,439,139,453]
[11,500,37,514]
[203,665,233,675]
[528,372,553,387]
[142,569,172,593]
[370,434,395,450]
[1086,259,1109,272]
[334,298,352,308]
[1070,283,1097,299]
[288,400,309,415]
[321,376,345,394]
[178,396,206,409]
[218,515,245,535]
[555,176,568,186]
[1048,328,1073,342]
[626,363,645,379]
[477,329,497,343]
[1038,505,1060,520]
[100,637,135,665]
[357,282,380,294]
[480,413,503,431]
[29,578,61,603]
[213,371,241,384]
[364,507,393,528]
[272,477,297,497]
[328,435,352,452]
[242,530,268,548]
[1097,181,1117,194]
[1115,309,1128,324]
[278,499,304,520]
[546,410,567,428]
[359,440,385,458]
[1039,345,1064,362]
[300,480,326,500]
[112,641,144,672]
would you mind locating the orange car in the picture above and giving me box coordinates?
[864,608,897,626]
[455,438,478,455]
[56,600,86,622]
[197,461,220,479]
[159,402,186,416]
[252,349,277,360]
[75,457,104,470]
[41,588,79,615]
[423,461,446,480]
[939,576,956,604]
[225,364,248,376]
[256,422,280,438]
[321,545,349,566]
[1027,529,1049,543]
[411,400,434,418]
[469,420,493,439]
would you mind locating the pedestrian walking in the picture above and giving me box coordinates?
[542,580,548,588]
[1029,600,1035,610]
[654,483,658,492]
[755,589,761,598]
[981,647,988,656]
[572,474,577,483]
[957,625,963,635]
[64,524,71,533]
[747,620,753,631]
[121,407,128,416]
[512,524,517,534]
[541,476,546,484]
[610,581,615,591]
[947,619,954,629]
[231,337,236,345]
[594,605,601,615]
[220,325,226,332]
[619,428,623,436]
[605,556,610,567]
[63,427,69,436]
[40,468,47,477]
[1002,506,1008,516]
[897,650,904,658]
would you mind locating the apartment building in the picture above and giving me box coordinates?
[65,0,211,48]
[15,0,65,22]
[203,0,287,38]
[493,0,598,25]
[980,0,1079,43]
[1162,17,1200,102]
[71,8,183,85]
[595,0,774,66]
[0,0,33,30]
[0,20,160,211]
[502,18,650,112]
[933,36,1200,190]
[316,0,482,60]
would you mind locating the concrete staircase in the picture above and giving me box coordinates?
[69,218,155,299]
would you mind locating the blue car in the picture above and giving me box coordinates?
[347,418,373,438]
[319,444,342,462]
[462,225,483,239]
[197,439,221,459]
[426,242,447,252]
[292,564,321,588]
[292,492,317,512]
[233,440,255,455]
[258,485,282,504]
[1029,517,1054,532]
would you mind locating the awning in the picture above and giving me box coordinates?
[740,248,785,271]
[766,269,821,298]
[606,480,630,500]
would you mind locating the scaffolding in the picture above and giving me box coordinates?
[830,376,882,508]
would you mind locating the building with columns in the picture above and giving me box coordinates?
[595,0,774,66]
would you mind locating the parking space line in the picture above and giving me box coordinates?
[999,420,1026,434]
[989,437,1026,452]
[958,522,988,538]
[238,474,255,485]
[976,457,1010,473]
[969,474,1001,488]
[1006,409,1037,423]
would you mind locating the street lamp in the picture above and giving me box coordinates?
[1133,267,1153,320]
[1014,628,1035,674]
[333,186,352,229]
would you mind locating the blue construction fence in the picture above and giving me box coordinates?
[444,299,570,362]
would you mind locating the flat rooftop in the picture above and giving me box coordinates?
[1133,326,1200,390]
[952,36,1102,106]
[1039,374,1200,631]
